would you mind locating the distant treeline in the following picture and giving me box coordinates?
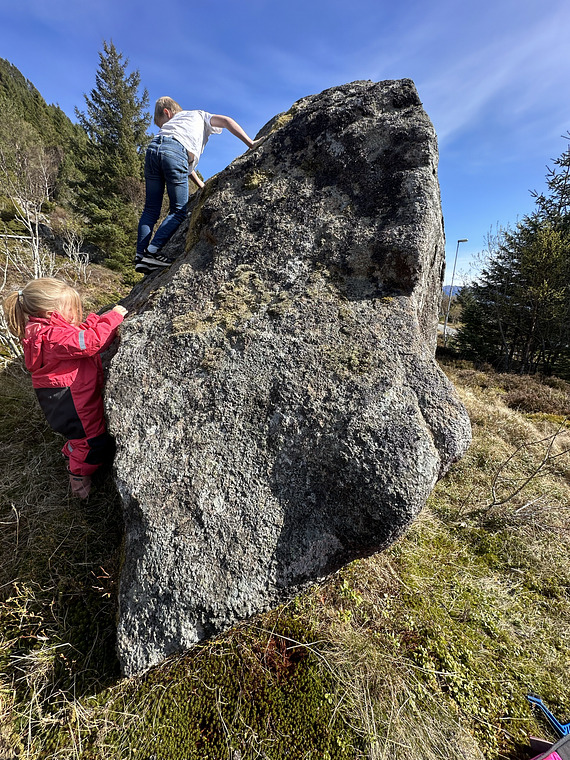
[0,44,150,272]
[0,58,81,148]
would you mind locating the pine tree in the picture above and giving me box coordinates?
[456,137,570,377]
[532,132,570,234]
[74,41,150,270]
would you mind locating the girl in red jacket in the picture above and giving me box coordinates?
[3,278,127,498]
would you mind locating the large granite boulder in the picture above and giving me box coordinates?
[106,79,472,676]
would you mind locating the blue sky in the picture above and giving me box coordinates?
[1,0,569,284]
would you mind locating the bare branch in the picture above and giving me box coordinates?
[484,422,570,511]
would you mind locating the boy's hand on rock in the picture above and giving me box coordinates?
[250,136,267,150]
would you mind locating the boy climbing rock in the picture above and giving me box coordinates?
[136,97,262,274]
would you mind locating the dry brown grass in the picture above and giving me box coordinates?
[0,360,124,759]
[451,366,570,417]
[1,353,569,759]
[290,362,570,760]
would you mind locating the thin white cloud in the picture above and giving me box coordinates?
[4,0,118,38]
[225,0,570,158]
[414,2,570,145]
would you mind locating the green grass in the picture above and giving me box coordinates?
[1,349,569,759]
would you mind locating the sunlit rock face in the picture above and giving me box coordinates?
[105,79,471,676]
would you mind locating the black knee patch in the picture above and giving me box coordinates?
[85,433,116,466]
[35,387,86,439]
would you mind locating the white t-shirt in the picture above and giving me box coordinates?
[158,110,222,172]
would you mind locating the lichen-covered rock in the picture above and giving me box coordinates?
[106,79,471,676]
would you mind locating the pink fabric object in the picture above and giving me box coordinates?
[23,309,124,477]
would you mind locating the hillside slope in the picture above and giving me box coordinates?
[1,344,569,759]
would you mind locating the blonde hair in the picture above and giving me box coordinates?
[154,96,183,126]
[3,278,83,340]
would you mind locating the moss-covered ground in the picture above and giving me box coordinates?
[1,343,569,758]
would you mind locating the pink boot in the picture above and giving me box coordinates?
[68,471,92,499]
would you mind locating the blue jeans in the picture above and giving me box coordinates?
[137,135,189,255]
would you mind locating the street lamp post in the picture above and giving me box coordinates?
[443,238,468,347]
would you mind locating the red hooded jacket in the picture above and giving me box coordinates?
[23,310,124,441]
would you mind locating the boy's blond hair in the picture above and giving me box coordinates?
[2,278,83,340]
[154,97,183,126]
